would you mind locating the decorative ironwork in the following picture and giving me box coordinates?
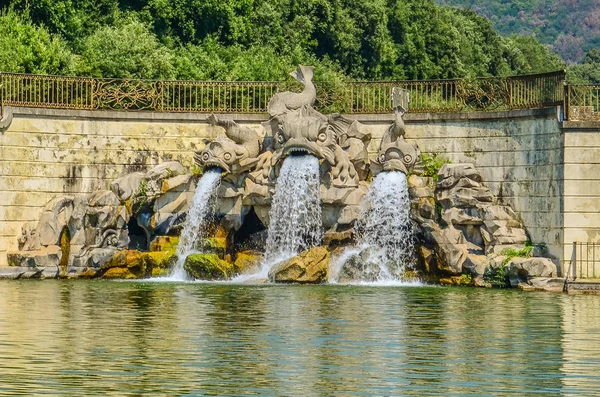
[92,79,162,111]
[457,78,508,110]
[0,70,566,114]
[567,85,600,121]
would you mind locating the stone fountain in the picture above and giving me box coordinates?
[7,65,557,287]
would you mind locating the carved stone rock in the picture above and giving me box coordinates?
[268,246,329,283]
[111,172,145,201]
[507,257,557,287]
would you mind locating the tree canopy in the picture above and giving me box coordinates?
[0,0,567,81]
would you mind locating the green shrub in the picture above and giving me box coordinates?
[484,242,534,288]
[420,153,451,181]
[484,263,509,288]
[191,165,203,178]
[500,242,533,265]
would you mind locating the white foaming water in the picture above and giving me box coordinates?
[168,169,222,281]
[330,171,415,284]
[241,155,322,280]
[265,155,323,258]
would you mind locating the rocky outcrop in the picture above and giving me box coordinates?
[234,250,262,275]
[411,162,556,285]
[7,163,191,272]
[268,246,329,283]
[506,257,557,287]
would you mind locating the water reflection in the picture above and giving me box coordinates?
[0,281,599,396]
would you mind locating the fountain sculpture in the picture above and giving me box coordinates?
[8,65,558,286]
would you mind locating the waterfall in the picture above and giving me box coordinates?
[330,171,414,283]
[263,155,322,266]
[169,169,222,280]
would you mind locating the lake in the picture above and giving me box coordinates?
[1,281,599,396]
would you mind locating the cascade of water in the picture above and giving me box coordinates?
[330,171,414,283]
[169,169,222,280]
[263,155,323,264]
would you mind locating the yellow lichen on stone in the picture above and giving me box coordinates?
[439,276,472,286]
[59,227,70,270]
[149,236,180,252]
[77,268,99,279]
[143,251,176,269]
[102,267,138,279]
[124,199,134,216]
[269,246,329,284]
[151,268,170,277]
[200,237,227,257]
[234,250,262,275]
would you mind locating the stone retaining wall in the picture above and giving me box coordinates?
[0,106,574,269]
[561,121,600,273]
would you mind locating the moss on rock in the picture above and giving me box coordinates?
[184,253,234,280]
[200,237,227,257]
[99,237,178,279]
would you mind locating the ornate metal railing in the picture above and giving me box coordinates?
[567,242,600,280]
[0,70,565,114]
[316,71,565,114]
[566,85,600,121]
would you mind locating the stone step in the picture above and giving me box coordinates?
[565,279,600,293]
[0,266,58,279]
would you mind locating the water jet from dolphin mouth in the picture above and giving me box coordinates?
[261,155,322,271]
[330,171,414,283]
[168,168,222,280]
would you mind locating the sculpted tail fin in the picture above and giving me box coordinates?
[289,65,314,84]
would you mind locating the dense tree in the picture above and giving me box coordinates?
[0,8,76,74]
[567,49,600,84]
[0,1,568,81]
[75,19,176,79]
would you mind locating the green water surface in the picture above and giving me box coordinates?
[1,281,599,396]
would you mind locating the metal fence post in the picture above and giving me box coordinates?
[573,241,578,280]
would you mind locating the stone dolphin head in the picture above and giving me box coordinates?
[374,137,420,175]
[274,106,336,164]
[194,136,250,174]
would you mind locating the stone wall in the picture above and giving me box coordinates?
[0,106,570,268]
[561,121,600,275]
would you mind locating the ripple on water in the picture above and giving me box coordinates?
[0,281,600,396]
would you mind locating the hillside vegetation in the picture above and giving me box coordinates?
[436,0,600,64]
[0,0,567,82]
